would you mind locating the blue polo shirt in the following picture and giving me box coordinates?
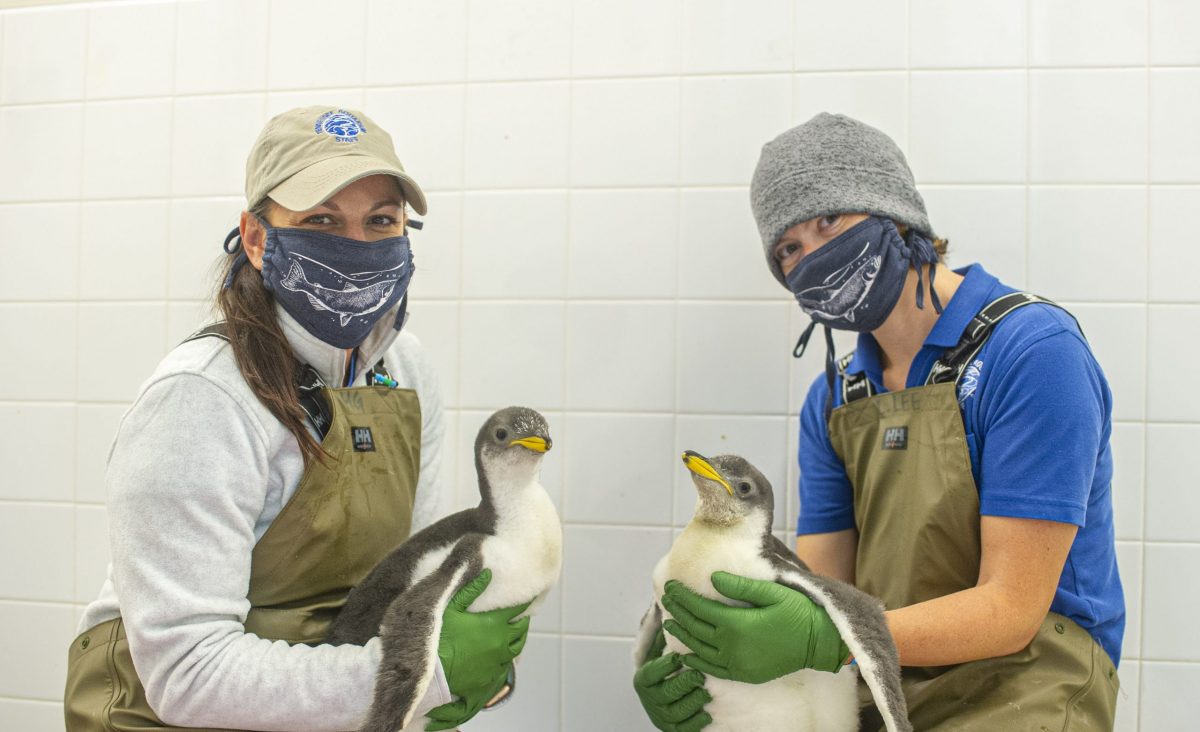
[797,264,1125,666]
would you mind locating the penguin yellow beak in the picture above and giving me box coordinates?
[682,451,734,496]
[510,436,551,453]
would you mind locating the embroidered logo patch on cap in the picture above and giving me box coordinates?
[314,110,366,143]
[882,426,908,450]
[352,426,376,452]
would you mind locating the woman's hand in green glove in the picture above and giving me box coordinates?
[425,569,531,731]
[633,629,712,732]
[660,571,849,685]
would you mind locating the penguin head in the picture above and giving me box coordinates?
[681,451,774,528]
[476,406,553,490]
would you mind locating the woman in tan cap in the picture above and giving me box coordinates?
[64,106,527,731]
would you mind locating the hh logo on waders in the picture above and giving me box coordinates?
[352,427,376,452]
[882,426,908,450]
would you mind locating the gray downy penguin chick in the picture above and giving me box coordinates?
[635,451,910,732]
[327,406,563,732]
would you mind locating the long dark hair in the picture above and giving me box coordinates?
[213,201,327,465]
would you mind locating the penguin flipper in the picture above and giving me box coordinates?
[771,563,912,732]
[328,509,488,646]
[362,548,482,732]
[633,603,665,667]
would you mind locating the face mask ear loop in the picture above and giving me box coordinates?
[223,227,248,289]
[793,319,818,358]
[914,259,926,311]
[822,324,837,420]
[909,230,944,315]
[928,262,943,314]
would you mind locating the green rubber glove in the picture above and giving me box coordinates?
[424,569,531,732]
[660,571,849,684]
[633,629,713,732]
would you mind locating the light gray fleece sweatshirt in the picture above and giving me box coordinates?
[78,302,452,731]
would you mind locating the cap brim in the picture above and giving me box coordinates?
[267,155,428,215]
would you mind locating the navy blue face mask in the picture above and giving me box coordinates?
[785,216,942,414]
[785,216,915,333]
[224,219,416,349]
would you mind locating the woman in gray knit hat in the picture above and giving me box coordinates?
[639,114,1124,731]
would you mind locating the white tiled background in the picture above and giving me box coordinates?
[0,0,1197,729]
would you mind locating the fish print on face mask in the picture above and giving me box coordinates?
[785,217,911,333]
[259,224,414,349]
[793,241,883,326]
[279,253,402,327]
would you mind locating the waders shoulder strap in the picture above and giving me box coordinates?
[836,292,1071,405]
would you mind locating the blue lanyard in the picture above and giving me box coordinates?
[344,349,358,387]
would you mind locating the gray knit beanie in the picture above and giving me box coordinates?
[750,113,934,286]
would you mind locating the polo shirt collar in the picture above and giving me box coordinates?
[843,263,998,378]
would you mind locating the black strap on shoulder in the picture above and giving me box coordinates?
[926,292,1062,388]
[836,291,1070,405]
[294,364,333,439]
[836,351,877,405]
[183,322,230,343]
[181,321,335,440]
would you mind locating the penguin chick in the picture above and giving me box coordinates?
[328,407,563,732]
[635,451,910,732]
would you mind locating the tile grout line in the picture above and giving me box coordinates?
[1138,3,1152,725]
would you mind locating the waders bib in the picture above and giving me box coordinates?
[64,328,422,732]
[828,294,1119,732]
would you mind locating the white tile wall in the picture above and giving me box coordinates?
[1031,0,1147,67]
[681,0,792,74]
[1028,186,1147,301]
[1030,70,1148,183]
[365,0,467,85]
[0,404,75,501]
[82,99,173,199]
[0,203,80,300]
[1149,70,1200,183]
[909,0,1025,69]
[267,0,366,89]
[85,1,176,100]
[464,82,569,189]
[461,191,568,298]
[1148,187,1200,301]
[79,201,170,300]
[0,105,84,202]
[2,1,1198,729]
[171,95,266,197]
[570,79,680,187]
[1,7,86,104]
[570,0,681,78]
[174,0,269,95]
[567,189,679,298]
[909,71,1027,183]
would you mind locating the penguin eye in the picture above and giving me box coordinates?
[495,428,508,441]
[737,482,752,495]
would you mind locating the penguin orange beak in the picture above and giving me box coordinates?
[510,436,551,453]
[682,450,734,496]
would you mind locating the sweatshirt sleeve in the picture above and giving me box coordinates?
[392,333,452,533]
[106,372,449,731]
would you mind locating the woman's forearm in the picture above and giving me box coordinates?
[883,584,1044,668]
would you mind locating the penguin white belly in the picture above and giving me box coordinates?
[474,485,562,613]
[653,523,859,732]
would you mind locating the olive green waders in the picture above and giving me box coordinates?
[64,381,422,731]
[827,294,1119,731]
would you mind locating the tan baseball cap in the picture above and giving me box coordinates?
[244,105,427,215]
